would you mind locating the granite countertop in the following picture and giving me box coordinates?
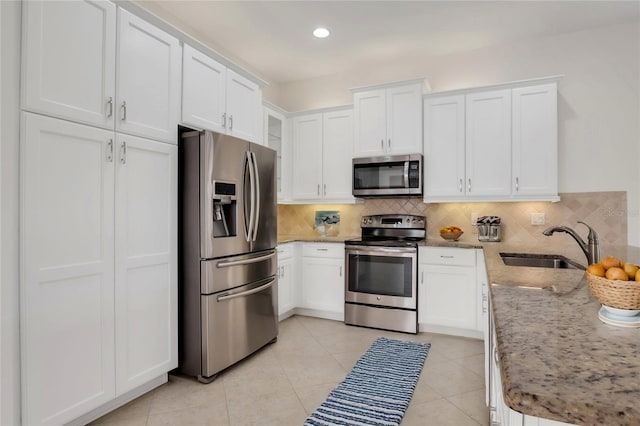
[485,243,640,425]
[277,234,359,244]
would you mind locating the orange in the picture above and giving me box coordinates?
[623,263,639,279]
[601,256,621,270]
[586,263,605,277]
[605,267,629,281]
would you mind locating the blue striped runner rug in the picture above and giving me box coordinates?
[304,337,430,426]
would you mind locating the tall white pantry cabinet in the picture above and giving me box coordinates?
[20,1,178,425]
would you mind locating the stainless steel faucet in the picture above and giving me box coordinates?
[542,221,600,265]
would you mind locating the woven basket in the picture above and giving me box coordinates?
[586,273,640,310]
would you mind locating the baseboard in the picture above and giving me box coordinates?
[419,323,484,340]
[65,374,168,426]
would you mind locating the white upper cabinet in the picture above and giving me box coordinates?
[114,133,177,395]
[21,113,116,425]
[22,2,181,144]
[225,69,261,142]
[292,108,354,202]
[322,109,354,200]
[181,44,227,133]
[117,9,181,144]
[423,94,466,198]
[264,104,291,201]
[353,80,423,157]
[424,77,560,203]
[292,113,323,200]
[465,89,512,197]
[21,0,117,129]
[512,83,558,198]
[182,44,262,143]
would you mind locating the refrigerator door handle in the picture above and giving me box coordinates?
[216,279,275,302]
[216,251,275,268]
[245,151,256,242]
[251,151,260,241]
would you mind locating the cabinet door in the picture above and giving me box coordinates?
[21,113,115,425]
[114,134,177,395]
[278,258,295,315]
[292,113,323,200]
[181,44,226,133]
[302,257,344,314]
[322,109,354,200]
[21,0,116,129]
[512,83,558,197]
[117,9,181,143]
[423,95,466,199]
[421,264,477,329]
[226,69,261,143]
[353,89,387,157]
[264,106,289,200]
[465,89,512,197]
[386,84,423,154]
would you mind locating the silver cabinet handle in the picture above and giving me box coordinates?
[494,347,499,364]
[317,184,320,196]
[420,271,424,284]
[459,178,463,192]
[222,113,227,129]
[121,101,127,121]
[515,176,519,192]
[323,184,327,196]
[106,139,113,162]
[229,115,233,130]
[217,279,274,302]
[339,265,343,277]
[120,141,127,164]
[482,294,488,313]
[107,97,113,117]
[468,178,471,193]
[316,248,328,251]
[387,139,391,150]
[380,139,384,150]
[440,255,454,259]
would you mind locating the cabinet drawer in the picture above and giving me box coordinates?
[277,243,295,259]
[302,243,344,259]
[420,247,476,266]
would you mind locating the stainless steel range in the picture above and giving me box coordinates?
[344,214,426,334]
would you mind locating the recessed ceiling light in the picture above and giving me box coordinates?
[313,27,330,39]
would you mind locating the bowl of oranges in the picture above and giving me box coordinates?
[439,226,464,241]
[586,256,640,310]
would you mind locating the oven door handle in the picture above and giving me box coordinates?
[346,245,417,254]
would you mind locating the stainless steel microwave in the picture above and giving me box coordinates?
[352,154,423,197]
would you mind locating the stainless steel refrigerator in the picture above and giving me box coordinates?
[179,130,278,383]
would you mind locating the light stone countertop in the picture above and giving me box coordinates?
[484,243,640,425]
[277,233,640,424]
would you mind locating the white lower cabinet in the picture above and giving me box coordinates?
[418,247,484,337]
[277,243,297,318]
[20,113,177,425]
[300,243,345,317]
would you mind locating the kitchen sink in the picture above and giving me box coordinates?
[499,252,585,270]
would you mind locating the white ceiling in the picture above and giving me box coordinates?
[138,1,640,85]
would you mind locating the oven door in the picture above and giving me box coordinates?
[345,245,417,309]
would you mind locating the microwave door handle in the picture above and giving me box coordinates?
[404,162,410,188]
[251,151,260,241]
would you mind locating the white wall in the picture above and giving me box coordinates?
[274,21,640,246]
[1,1,21,424]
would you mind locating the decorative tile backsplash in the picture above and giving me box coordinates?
[278,191,628,247]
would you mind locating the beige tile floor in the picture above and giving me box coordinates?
[91,315,489,426]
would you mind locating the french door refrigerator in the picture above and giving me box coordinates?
[179,130,278,383]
